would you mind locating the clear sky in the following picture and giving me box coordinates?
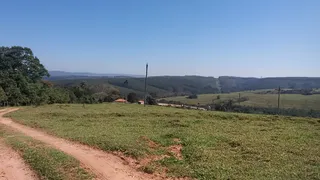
[1,0,319,77]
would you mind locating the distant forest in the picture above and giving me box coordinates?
[52,75,320,98]
[1,46,320,106]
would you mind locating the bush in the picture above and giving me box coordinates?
[127,92,138,103]
[187,94,198,99]
[238,96,249,102]
[208,101,320,118]
[146,96,157,105]
[158,99,183,105]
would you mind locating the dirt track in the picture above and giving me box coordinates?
[0,108,154,180]
[0,140,37,180]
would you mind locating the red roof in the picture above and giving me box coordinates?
[114,99,127,103]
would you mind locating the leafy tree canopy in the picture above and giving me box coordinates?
[127,92,138,103]
[0,46,49,105]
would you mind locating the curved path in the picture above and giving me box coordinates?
[0,108,155,180]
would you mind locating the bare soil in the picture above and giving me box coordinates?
[168,145,183,160]
[0,140,37,180]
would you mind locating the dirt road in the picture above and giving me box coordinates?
[0,109,154,180]
[0,140,37,180]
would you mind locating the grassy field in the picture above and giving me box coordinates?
[6,104,320,179]
[0,125,93,180]
[163,91,320,110]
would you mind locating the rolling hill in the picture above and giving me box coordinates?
[47,71,143,80]
[49,72,320,98]
[52,76,220,98]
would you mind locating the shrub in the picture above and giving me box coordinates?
[146,96,157,105]
[187,94,198,99]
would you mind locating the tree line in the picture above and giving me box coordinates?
[218,76,320,93]
[159,97,320,118]
[0,46,157,106]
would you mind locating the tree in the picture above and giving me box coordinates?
[71,81,96,104]
[146,96,157,105]
[93,92,108,103]
[187,94,198,99]
[213,99,234,111]
[104,87,121,102]
[0,46,49,81]
[127,92,138,103]
[0,87,7,105]
[123,80,129,87]
[77,82,97,105]
[0,46,50,105]
[27,83,48,106]
[288,82,297,89]
[47,87,70,104]
[68,90,77,103]
[5,82,24,106]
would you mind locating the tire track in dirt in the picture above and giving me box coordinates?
[0,108,156,180]
[0,140,37,180]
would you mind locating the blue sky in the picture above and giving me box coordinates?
[1,0,319,77]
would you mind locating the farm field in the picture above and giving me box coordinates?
[6,103,320,180]
[163,91,320,110]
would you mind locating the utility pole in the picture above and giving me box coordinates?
[238,93,241,105]
[144,63,148,107]
[277,86,281,114]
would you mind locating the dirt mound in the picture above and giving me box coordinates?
[168,144,183,160]
[138,136,160,149]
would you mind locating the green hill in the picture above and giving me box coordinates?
[52,75,320,98]
[52,76,220,98]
